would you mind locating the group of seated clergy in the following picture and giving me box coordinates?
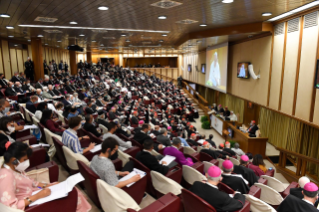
[0,63,317,212]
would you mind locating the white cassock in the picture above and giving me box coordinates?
[238,66,246,77]
[209,62,220,86]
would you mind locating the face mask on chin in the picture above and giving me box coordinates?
[15,159,30,172]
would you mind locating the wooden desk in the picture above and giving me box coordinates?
[224,122,268,158]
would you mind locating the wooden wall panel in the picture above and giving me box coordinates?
[1,40,11,78]
[16,49,24,74]
[10,49,18,76]
[27,45,32,60]
[281,30,300,115]
[22,50,28,65]
[0,48,3,75]
[268,33,285,110]
[295,25,319,121]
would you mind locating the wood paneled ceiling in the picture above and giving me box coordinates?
[0,0,314,53]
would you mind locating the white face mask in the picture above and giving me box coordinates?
[77,124,82,130]
[15,159,30,172]
[8,126,15,133]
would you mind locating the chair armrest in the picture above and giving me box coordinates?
[16,128,30,138]
[265,169,275,177]
[16,135,37,145]
[122,174,147,204]
[257,177,268,185]
[26,161,59,183]
[83,150,101,161]
[184,153,199,163]
[191,162,204,174]
[124,146,140,158]
[282,182,298,198]
[166,166,182,184]
[113,158,123,171]
[28,147,48,169]
[209,159,219,167]
[235,201,250,212]
[248,185,261,199]
[25,187,78,212]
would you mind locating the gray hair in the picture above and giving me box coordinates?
[65,94,70,99]
[160,128,167,134]
[207,175,221,182]
[234,143,240,149]
[222,167,233,173]
[172,137,181,146]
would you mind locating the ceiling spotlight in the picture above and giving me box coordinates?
[79,34,85,36]
[0,14,10,18]
[45,43,48,45]
[158,16,167,20]
[98,6,109,10]
[6,26,14,29]
[57,40,62,42]
[262,12,272,16]
[28,40,31,42]
[126,40,130,42]
[14,44,18,47]
[159,40,164,42]
[92,40,96,42]
[8,35,14,38]
[121,34,127,37]
[162,34,168,37]
[37,34,43,37]
[69,21,77,24]
[199,24,207,27]
[221,0,233,3]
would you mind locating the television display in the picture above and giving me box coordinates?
[227,127,233,138]
[188,64,192,72]
[237,62,250,79]
[201,64,206,74]
[315,60,319,88]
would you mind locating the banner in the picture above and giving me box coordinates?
[210,114,223,135]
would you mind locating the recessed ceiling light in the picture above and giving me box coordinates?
[98,6,109,10]
[69,21,77,24]
[37,34,43,37]
[8,35,14,38]
[45,43,48,45]
[126,40,130,42]
[57,40,61,42]
[262,12,272,16]
[79,34,85,36]
[28,40,31,42]
[0,14,10,18]
[92,40,96,42]
[199,24,207,27]
[222,0,233,3]
[159,40,164,42]
[6,26,14,29]
[158,15,167,20]
[121,34,127,37]
[162,34,167,37]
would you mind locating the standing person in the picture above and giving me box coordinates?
[24,57,34,81]
[43,60,49,75]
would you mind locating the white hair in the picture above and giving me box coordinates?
[298,176,310,189]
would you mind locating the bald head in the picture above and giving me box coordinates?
[36,89,42,95]
[48,85,53,90]
[298,176,310,189]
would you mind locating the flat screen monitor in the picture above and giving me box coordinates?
[205,42,229,93]
[201,64,206,74]
[315,60,319,88]
[227,127,233,138]
[188,64,192,72]
[237,62,250,79]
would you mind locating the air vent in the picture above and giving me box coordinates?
[43,30,62,33]
[91,29,108,33]
[287,18,299,33]
[103,37,116,39]
[142,42,152,44]
[111,42,119,44]
[304,11,318,29]
[176,19,198,24]
[141,37,152,39]
[150,0,182,9]
[274,23,285,36]
[34,16,58,22]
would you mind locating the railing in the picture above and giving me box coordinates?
[276,147,319,181]
[134,68,178,83]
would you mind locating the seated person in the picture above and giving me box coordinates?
[189,166,245,212]
[101,122,132,151]
[5,82,19,97]
[0,99,12,118]
[133,123,163,151]
[177,131,190,147]
[251,154,267,174]
[136,139,169,175]
[231,142,245,156]
[0,116,23,142]
[247,120,259,135]
[221,160,249,194]
[229,111,238,122]
[26,95,38,114]
[62,116,95,154]
[163,137,193,166]
[133,120,144,133]
[196,134,206,145]
[277,182,319,212]
[85,101,104,115]
[90,137,141,188]
[205,134,216,148]
[186,133,198,146]
[217,104,224,113]
[233,155,258,186]
[223,106,230,117]
[83,114,101,138]
[63,105,72,118]
[151,113,160,125]
[201,142,228,159]
[42,87,54,99]
[67,107,79,120]
[223,141,237,156]
[152,125,161,136]
[0,142,91,211]
[55,102,64,115]
[40,109,65,135]
[156,128,171,147]
[130,111,139,125]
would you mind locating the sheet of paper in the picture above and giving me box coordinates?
[65,173,85,192]
[119,168,146,187]
[31,144,50,148]
[19,124,38,131]
[159,155,176,166]
[90,144,102,153]
[29,182,68,206]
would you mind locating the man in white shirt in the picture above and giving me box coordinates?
[207,52,221,87]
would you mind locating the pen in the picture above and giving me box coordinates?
[37,187,42,189]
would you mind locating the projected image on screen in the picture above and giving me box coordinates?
[205,43,228,93]
[237,62,250,79]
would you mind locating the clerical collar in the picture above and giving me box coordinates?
[302,198,314,206]
[222,172,232,176]
[206,182,218,189]
[143,149,152,154]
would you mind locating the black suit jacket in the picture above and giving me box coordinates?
[0,79,7,87]
[131,116,139,125]
[136,151,169,175]
[11,76,21,83]
[85,107,96,115]
[186,138,198,146]
[62,99,71,107]
[83,122,101,137]
[233,165,258,186]
[5,87,16,96]
[26,101,37,114]
[22,85,31,92]
[14,86,23,93]
[205,139,216,148]
[53,89,61,96]
[65,85,74,93]
[108,111,117,120]
[133,131,151,146]
[223,148,237,156]
[289,187,303,199]
[189,181,245,212]
[221,174,250,194]
[96,118,109,128]
[248,125,259,135]
[277,194,318,212]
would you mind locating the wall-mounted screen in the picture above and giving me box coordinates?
[188,64,192,72]
[315,60,319,88]
[205,42,229,93]
[237,62,250,79]
[201,64,206,74]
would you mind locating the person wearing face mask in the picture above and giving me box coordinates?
[90,137,140,188]
[55,102,64,115]
[0,116,23,142]
[62,116,95,154]
[0,98,12,118]
[35,78,44,90]
[40,109,65,136]
[83,114,101,138]
[0,141,92,211]
[133,123,163,152]
[5,82,18,97]
[67,107,79,120]
[53,84,62,96]
[26,96,38,114]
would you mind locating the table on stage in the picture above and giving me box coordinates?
[210,114,268,158]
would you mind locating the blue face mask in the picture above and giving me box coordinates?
[11,85,14,88]
[40,91,43,95]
